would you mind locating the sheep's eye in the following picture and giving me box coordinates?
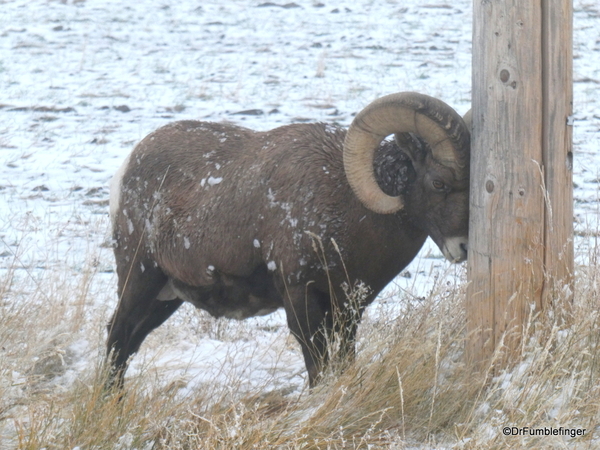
[432,180,445,190]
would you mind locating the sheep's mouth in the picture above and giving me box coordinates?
[441,236,468,263]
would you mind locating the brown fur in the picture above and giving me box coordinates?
[106,119,469,388]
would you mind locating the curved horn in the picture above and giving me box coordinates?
[343,92,470,214]
[462,108,473,133]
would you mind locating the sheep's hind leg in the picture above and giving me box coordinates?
[106,261,183,390]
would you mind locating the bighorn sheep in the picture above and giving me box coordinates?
[107,92,471,388]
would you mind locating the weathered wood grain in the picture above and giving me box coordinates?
[467,0,573,368]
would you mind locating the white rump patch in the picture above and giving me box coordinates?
[109,152,132,221]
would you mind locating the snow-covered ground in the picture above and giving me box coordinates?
[1,0,598,401]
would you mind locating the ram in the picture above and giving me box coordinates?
[106,92,471,389]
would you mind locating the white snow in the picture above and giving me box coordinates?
[0,0,598,434]
[207,176,223,186]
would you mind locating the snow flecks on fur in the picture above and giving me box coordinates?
[267,188,276,205]
[324,124,339,134]
[207,176,223,186]
[200,175,224,188]
[267,188,299,229]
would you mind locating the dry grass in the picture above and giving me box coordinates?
[1,239,600,449]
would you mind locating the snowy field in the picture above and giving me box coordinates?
[0,0,599,440]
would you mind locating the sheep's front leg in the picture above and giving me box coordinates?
[283,285,333,387]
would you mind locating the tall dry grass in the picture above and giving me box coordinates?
[1,236,600,449]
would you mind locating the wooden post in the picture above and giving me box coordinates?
[541,0,574,308]
[467,0,573,367]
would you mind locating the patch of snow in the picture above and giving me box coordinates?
[207,176,223,186]
[0,0,597,439]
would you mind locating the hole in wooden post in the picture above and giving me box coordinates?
[567,152,573,170]
[486,180,495,193]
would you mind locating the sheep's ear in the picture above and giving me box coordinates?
[394,132,425,163]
